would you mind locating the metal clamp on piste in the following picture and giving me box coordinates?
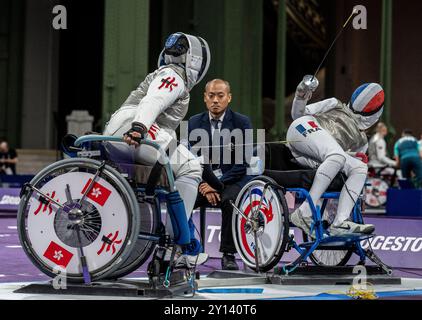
[364,248,393,275]
[124,122,148,144]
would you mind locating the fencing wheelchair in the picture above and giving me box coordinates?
[17,135,200,287]
[230,143,392,274]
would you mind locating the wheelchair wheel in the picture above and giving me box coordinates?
[303,233,353,266]
[232,176,290,272]
[17,158,141,282]
[302,199,352,266]
[364,177,388,208]
[106,200,159,279]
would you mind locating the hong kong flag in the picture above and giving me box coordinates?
[81,179,112,206]
[43,241,74,268]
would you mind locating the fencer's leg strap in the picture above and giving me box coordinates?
[300,153,346,217]
[333,160,368,226]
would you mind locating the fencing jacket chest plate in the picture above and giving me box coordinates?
[313,100,368,152]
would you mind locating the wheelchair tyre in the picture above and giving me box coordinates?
[106,200,159,279]
[302,233,353,266]
[301,199,353,266]
[17,158,141,282]
[232,176,290,272]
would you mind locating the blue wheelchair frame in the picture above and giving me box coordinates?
[280,187,372,274]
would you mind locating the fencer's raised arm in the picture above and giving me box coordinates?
[291,75,319,120]
[132,67,185,131]
[304,98,339,116]
[291,96,308,120]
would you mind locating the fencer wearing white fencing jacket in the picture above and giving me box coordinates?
[103,33,211,244]
[368,132,396,168]
[287,77,385,236]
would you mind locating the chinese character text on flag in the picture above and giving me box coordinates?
[81,179,112,206]
[34,191,59,216]
[97,230,123,256]
[43,241,74,268]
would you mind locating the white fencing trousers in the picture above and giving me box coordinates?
[286,115,368,225]
[104,119,202,237]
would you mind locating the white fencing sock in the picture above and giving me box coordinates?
[333,164,367,226]
[299,154,346,217]
[175,175,201,220]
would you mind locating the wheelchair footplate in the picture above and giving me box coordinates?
[15,245,199,298]
[147,245,199,296]
[269,265,401,286]
[298,233,375,249]
[14,275,195,298]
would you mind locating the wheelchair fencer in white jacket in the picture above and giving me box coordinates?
[287,75,385,237]
[103,33,211,266]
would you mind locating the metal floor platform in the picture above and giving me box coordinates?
[13,270,195,298]
[11,266,401,298]
[202,265,401,287]
[270,266,401,285]
[2,276,421,300]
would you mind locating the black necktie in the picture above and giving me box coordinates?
[210,119,221,169]
[210,118,220,130]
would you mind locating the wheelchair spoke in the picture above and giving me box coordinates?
[74,224,91,284]
[65,184,72,203]
[78,162,105,206]
[248,186,254,217]
[230,200,252,222]
[27,184,65,210]
[312,247,347,266]
[84,222,101,228]
[79,224,99,234]
[257,237,268,262]
[253,231,260,271]
[80,229,96,242]
[255,184,268,220]
[328,251,335,265]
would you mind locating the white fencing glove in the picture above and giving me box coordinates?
[295,75,319,100]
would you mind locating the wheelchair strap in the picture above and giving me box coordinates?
[146,162,166,196]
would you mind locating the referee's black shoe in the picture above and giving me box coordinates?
[221,253,239,270]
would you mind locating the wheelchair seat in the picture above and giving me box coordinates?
[263,169,346,192]
[133,164,170,187]
[263,143,346,191]
[102,141,170,187]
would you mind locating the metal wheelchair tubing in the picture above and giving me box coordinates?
[296,188,324,239]
[287,187,365,267]
[78,161,106,207]
[283,239,322,274]
[254,182,270,219]
[134,187,169,242]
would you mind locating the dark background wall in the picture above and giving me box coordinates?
[330,0,421,144]
[330,0,382,103]
[391,0,422,138]
[0,0,24,147]
[1,0,421,149]
[58,0,104,139]
[20,0,104,149]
